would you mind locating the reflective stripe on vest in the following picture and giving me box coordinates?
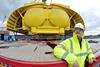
[69,39,88,57]
[61,38,88,59]
[60,44,66,50]
[60,44,68,59]
[61,52,68,59]
[76,52,87,57]
[60,39,73,59]
[69,38,73,53]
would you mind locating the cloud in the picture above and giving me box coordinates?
[0,0,34,19]
[0,0,18,19]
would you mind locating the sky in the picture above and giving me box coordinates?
[0,0,100,35]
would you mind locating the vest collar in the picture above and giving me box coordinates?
[72,32,84,39]
[72,33,79,41]
[72,33,84,41]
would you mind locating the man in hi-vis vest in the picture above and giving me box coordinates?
[54,23,95,67]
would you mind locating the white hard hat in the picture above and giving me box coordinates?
[75,23,85,30]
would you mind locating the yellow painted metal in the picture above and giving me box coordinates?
[23,8,46,27]
[31,26,64,34]
[7,2,84,35]
[23,7,70,34]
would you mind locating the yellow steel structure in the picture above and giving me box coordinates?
[7,2,84,35]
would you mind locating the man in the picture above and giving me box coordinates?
[54,23,95,67]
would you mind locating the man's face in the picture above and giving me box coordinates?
[74,28,84,38]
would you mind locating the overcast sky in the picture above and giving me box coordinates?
[0,0,100,35]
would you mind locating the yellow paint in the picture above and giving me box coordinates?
[7,3,84,35]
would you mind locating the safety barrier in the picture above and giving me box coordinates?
[0,56,68,67]
[0,56,100,67]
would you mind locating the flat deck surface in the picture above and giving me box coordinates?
[0,41,60,62]
[0,39,100,62]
